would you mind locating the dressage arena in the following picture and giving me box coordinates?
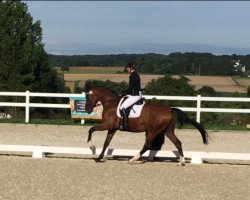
[0,124,249,199]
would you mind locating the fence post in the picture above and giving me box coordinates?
[81,92,85,124]
[25,91,30,123]
[196,95,201,123]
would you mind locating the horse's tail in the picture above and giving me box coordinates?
[171,107,209,144]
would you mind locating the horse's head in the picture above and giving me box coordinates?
[85,86,120,114]
[85,90,100,114]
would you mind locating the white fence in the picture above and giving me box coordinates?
[0,91,250,123]
[0,91,250,164]
[144,94,250,123]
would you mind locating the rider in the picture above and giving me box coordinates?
[120,62,142,131]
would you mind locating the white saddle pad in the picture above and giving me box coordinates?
[117,98,145,118]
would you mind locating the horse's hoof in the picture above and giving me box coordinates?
[178,161,185,166]
[89,145,96,154]
[177,157,185,166]
[128,160,144,165]
[94,158,106,163]
[128,159,134,164]
[177,160,186,166]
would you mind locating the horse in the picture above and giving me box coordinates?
[85,86,209,165]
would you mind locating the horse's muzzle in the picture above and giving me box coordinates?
[85,100,93,114]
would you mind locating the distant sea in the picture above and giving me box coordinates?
[46,43,250,56]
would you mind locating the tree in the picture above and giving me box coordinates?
[0,1,68,118]
[197,86,217,96]
[83,79,127,94]
[0,1,39,91]
[145,75,195,97]
[0,1,66,93]
[145,75,196,108]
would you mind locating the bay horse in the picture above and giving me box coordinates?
[85,86,209,165]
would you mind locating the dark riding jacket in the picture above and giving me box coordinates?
[124,71,141,95]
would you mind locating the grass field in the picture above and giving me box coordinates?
[56,66,124,74]
[58,66,250,93]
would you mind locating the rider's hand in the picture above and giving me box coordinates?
[121,91,127,97]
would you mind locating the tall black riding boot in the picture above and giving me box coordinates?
[120,108,130,131]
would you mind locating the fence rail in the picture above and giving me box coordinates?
[0,91,249,123]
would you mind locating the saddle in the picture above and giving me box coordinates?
[116,97,145,118]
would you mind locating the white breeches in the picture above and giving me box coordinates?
[120,95,141,110]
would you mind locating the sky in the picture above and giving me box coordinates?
[25,1,250,55]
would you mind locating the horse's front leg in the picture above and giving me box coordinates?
[87,123,109,154]
[87,126,97,154]
[95,129,117,162]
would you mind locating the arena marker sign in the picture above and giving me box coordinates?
[69,95,103,119]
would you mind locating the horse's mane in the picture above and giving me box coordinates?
[92,86,120,98]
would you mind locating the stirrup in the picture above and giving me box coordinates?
[120,124,130,131]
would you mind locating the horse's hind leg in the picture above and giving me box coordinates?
[129,143,149,164]
[166,130,185,166]
[129,131,157,164]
